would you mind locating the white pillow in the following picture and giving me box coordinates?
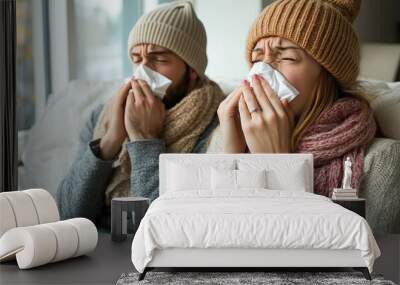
[211,168,267,190]
[20,80,121,197]
[210,168,236,190]
[167,162,210,191]
[267,162,308,192]
[166,160,235,192]
[236,169,267,189]
[237,160,310,192]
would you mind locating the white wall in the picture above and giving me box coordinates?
[144,0,159,13]
[195,0,262,81]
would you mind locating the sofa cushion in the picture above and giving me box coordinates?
[359,79,400,140]
[360,138,400,234]
[20,80,121,198]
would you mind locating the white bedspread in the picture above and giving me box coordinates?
[131,190,380,273]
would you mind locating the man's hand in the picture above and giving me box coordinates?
[125,80,166,141]
[99,82,131,160]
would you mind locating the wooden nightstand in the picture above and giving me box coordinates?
[332,198,366,218]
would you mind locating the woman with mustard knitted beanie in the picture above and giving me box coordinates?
[217,0,377,197]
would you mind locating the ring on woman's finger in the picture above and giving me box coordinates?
[249,107,261,113]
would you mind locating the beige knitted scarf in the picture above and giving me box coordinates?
[92,79,225,206]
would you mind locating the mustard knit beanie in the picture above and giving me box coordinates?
[246,0,361,87]
[127,1,207,77]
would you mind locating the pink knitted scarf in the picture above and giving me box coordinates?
[296,97,376,197]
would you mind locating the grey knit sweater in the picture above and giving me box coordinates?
[56,104,218,228]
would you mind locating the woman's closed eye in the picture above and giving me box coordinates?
[250,57,296,64]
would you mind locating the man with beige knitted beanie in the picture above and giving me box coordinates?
[57,1,225,228]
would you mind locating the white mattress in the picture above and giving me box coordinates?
[131,190,381,273]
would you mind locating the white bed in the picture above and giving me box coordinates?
[131,154,380,281]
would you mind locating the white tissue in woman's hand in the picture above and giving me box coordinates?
[247,62,299,102]
[124,64,172,99]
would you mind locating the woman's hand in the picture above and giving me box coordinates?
[238,74,295,153]
[217,86,247,153]
[124,79,166,141]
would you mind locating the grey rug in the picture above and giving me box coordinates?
[116,271,396,285]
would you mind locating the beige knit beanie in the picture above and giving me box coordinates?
[246,0,361,87]
[127,1,207,77]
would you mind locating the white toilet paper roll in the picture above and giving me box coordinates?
[66,218,98,257]
[0,196,17,237]
[0,226,57,269]
[24,189,59,223]
[42,221,79,262]
[0,218,98,269]
[0,192,39,227]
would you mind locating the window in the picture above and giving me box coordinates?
[16,0,35,130]
[68,0,124,80]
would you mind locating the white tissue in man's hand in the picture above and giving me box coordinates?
[247,62,299,102]
[124,64,172,99]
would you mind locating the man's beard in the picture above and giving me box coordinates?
[162,65,191,110]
